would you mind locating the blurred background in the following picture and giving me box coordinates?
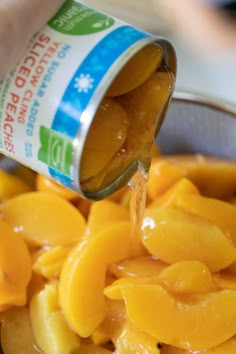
[81,0,236,106]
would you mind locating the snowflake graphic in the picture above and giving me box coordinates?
[74,74,94,93]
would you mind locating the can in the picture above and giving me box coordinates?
[0,0,176,200]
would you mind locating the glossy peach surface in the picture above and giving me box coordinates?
[3,192,86,246]
[59,222,131,338]
[142,207,236,272]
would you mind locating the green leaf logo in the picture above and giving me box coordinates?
[38,126,73,175]
[49,0,115,35]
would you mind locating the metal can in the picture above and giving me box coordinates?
[0,0,176,199]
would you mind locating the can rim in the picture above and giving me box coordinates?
[173,90,236,117]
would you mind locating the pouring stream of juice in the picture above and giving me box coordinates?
[129,161,149,257]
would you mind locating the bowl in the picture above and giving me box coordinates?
[158,91,236,159]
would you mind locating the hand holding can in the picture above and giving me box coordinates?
[0,0,66,79]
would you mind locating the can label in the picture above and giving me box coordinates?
[0,0,158,192]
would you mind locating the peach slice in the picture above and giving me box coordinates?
[30,282,80,354]
[0,307,39,354]
[91,300,126,345]
[0,170,32,201]
[175,193,236,245]
[114,320,161,354]
[86,200,129,237]
[109,256,167,279]
[158,154,236,199]
[0,219,31,307]
[36,174,79,200]
[121,284,236,350]
[147,160,186,201]
[105,262,215,300]
[142,207,236,272]
[59,222,131,338]
[33,246,70,279]
[162,336,236,353]
[104,277,143,301]
[106,44,163,97]
[147,178,199,209]
[158,261,215,294]
[3,191,86,246]
[80,98,128,182]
